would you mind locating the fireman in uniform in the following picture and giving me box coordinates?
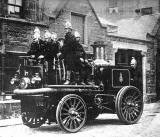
[50,32,60,60]
[130,57,142,90]
[74,31,92,85]
[61,21,76,85]
[43,30,54,84]
[27,27,44,61]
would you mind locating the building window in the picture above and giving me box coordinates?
[115,49,128,66]
[71,13,85,43]
[135,7,152,16]
[108,0,118,14]
[8,0,22,17]
[109,0,117,8]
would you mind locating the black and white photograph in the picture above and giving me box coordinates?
[0,0,160,137]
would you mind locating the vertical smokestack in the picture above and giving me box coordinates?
[91,41,109,66]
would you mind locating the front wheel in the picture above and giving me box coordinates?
[56,94,87,133]
[115,86,143,124]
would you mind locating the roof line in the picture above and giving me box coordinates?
[55,0,70,18]
[87,0,106,28]
[52,0,106,29]
[106,34,153,44]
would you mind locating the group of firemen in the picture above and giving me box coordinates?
[27,21,91,85]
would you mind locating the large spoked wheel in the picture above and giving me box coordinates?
[56,94,87,133]
[22,106,46,128]
[115,86,143,124]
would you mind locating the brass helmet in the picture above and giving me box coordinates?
[44,30,51,40]
[74,31,81,38]
[51,32,57,40]
[33,27,40,41]
[65,21,72,29]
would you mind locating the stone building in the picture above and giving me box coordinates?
[0,0,49,96]
[0,0,108,96]
[90,0,160,101]
[0,0,159,102]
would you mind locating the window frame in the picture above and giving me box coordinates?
[71,12,86,44]
[135,7,153,16]
[7,0,22,18]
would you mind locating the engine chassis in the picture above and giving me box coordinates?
[11,56,143,133]
[13,84,143,133]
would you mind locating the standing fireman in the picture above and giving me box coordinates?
[61,21,76,85]
[27,27,44,60]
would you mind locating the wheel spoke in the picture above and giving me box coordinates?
[73,119,77,129]
[75,118,80,126]
[64,116,70,127]
[61,112,69,116]
[62,107,69,112]
[133,107,140,113]
[133,94,141,101]
[62,115,70,122]
[76,105,84,111]
[75,100,81,109]
[128,113,131,121]
[72,98,76,108]
[69,99,73,107]
[64,102,70,109]
[69,119,73,129]
[35,116,37,124]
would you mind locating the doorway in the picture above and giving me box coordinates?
[115,49,142,91]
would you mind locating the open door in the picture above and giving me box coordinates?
[115,49,142,91]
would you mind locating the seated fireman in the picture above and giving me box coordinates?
[60,21,76,85]
[27,27,44,60]
[74,31,92,85]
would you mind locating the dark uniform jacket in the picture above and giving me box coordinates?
[61,32,76,70]
[27,39,45,58]
[44,40,59,61]
[74,41,86,69]
[74,41,86,60]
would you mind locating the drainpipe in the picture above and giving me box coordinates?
[1,19,6,96]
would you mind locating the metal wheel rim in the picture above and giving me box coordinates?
[59,96,86,132]
[120,89,143,122]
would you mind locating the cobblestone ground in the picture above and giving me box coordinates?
[0,102,160,137]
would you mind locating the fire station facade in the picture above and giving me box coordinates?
[0,0,159,102]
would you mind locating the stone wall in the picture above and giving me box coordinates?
[0,100,21,119]
[0,18,48,94]
[49,0,106,52]
[106,35,156,101]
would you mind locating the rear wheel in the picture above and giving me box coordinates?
[115,86,143,124]
[56,94,87,133]
[22,106,46,128]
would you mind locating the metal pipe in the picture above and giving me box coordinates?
[13,87,102,95]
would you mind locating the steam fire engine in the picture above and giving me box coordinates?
[10,42,143,133]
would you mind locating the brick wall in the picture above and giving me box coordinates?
[0,18,48,93]
[2,20,47,52]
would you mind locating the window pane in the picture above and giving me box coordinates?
[16,0,22,6]
[109,0,117,8]
[8,0,15,4]
[8,5,15,14]
[15,7,20,13]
